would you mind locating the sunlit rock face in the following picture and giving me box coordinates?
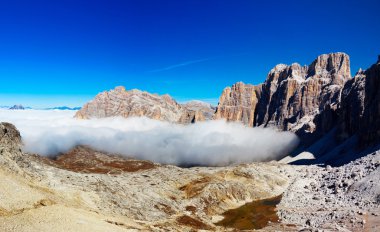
[216,53,380,162]
[75,86,215,124]
[214,82,261,127]
[216,53,351,136]
[256,52,350,131]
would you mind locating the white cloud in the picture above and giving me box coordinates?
[0,110,299,166]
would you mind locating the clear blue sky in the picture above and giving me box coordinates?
[0,0,379,108]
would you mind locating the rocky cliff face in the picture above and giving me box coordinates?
[75,87,183,122]
[214,82,261,127]
[338,56,380,147]
[0,123,25,174]
[216,53,380,161]
[179,100,216,123]
[216,52,350,135]
[75,87,214,124]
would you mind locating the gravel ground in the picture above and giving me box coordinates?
[278,150,380,231]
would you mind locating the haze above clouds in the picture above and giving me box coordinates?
[0,110,299,166]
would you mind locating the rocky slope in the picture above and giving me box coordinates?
[75,86,215,124]
[216,53,380,164]
[0,122,300,231]
[278,150,380,231]
[2,121,380,231]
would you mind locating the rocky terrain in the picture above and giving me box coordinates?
[1,121,380,231]
[75,87,215,124]
[278,149,380,231]
[0,122,300,231]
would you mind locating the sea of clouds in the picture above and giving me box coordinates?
[0,110,299,166]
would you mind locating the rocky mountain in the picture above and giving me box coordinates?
[75,86,215,124]
[338,56,380,147]
[216,53,380,164]
[179,100,216,123]
[216,52,350,132]
[9,104,25,110]
[1,53,380,231]
[214,82,262,127]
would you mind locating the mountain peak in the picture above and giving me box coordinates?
[9,105,25,110]
[307,52,351,81]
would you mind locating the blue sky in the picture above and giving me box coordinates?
[0,0,379,108]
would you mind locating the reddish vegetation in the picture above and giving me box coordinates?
[215,195,282,230]
[176,215,211,230]
[46,146,156,174]
[179,176,212,198]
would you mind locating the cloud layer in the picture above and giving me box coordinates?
[0,110,299,166]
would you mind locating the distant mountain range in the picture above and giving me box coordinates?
[0,105,81,110]
[44,106,82,111]
[8,105,31,110]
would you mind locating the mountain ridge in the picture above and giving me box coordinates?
[74,52,380,165]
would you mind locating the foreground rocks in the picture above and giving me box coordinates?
[278,150,380,231]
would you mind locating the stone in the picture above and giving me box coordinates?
[75,87,214,124]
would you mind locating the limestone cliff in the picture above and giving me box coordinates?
[216,52,350,135]
[214,82,261,127]
[75,87,214,124]
[216,53,380,162]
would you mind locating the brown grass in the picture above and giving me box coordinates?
[179,176,212,198]
[176,215,211,230]
[44,146,156,174]
[185,205,197,214]
[215,195,282,230]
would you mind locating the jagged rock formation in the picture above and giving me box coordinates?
[338,56,380,147]
[216,52,350,135]
[216,53,380,163]
[214,82,261,127]
[256,52,350,131]
[75,87,184,122]
[0,123,25,174]
[75,87,214,124]
[178,100,216,123]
